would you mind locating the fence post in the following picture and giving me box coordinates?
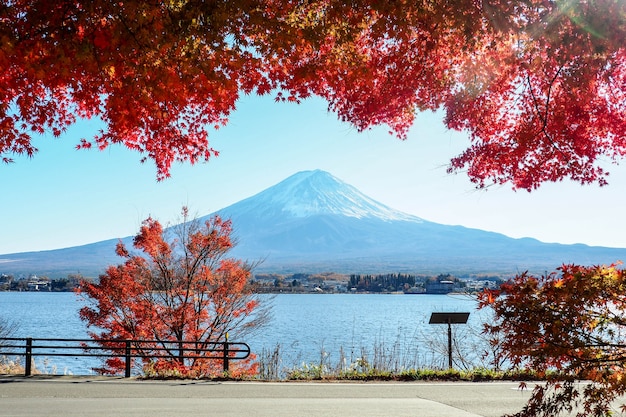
[447,322,453,369]
[125,340,131,378]
[223,333,229,373]
[25,338,32,377]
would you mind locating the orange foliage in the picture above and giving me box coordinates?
[480,263,626,416]
[2,1,626,189]
[77,208,264,378]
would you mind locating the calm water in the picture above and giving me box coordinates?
[0,292,484,375]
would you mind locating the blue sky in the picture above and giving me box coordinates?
[2,94,625,255]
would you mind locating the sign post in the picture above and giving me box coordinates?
[428,312,470,369]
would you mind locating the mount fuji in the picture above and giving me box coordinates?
[2,170,625,277]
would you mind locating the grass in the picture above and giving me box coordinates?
[0,356,26,375]
[0,355,69,376]
[0,349,540,382]
[334,367,542,382]
[255,338,541,382]
[283,362,542,382]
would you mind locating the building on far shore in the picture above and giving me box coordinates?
[26,275,50,291]
[425,280,455,294]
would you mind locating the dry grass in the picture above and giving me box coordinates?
[0,356,27,375]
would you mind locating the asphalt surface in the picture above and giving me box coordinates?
[0,376,535,417]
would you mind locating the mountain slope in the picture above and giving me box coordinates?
[211,170,625,274]
[1,170,625,277]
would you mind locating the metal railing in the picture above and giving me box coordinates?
[0,337,250,377]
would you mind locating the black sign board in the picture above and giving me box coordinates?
[428,312,470,325]
[428,312,470,369]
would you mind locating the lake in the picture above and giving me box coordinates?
[0,292,489,375]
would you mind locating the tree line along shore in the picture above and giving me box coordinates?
[1,272,503,294]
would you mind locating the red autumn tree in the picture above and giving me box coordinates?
[2,1,626,189]
[479,263,626,417]
[78,208,268,377]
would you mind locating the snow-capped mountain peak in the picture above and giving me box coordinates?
[225,170,423,222]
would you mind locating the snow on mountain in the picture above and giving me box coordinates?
[220,170,422,222]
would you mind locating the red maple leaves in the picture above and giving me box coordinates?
[2,1,626,189]
[480,263,626,416]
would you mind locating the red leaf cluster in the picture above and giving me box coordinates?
[3,1,626,188]
[479,263,626,416]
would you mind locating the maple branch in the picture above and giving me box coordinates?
[525,65,571,165]
[542,66,563,132]
[115,12,146,52]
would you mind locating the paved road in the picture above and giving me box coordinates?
[0,376,533,417]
